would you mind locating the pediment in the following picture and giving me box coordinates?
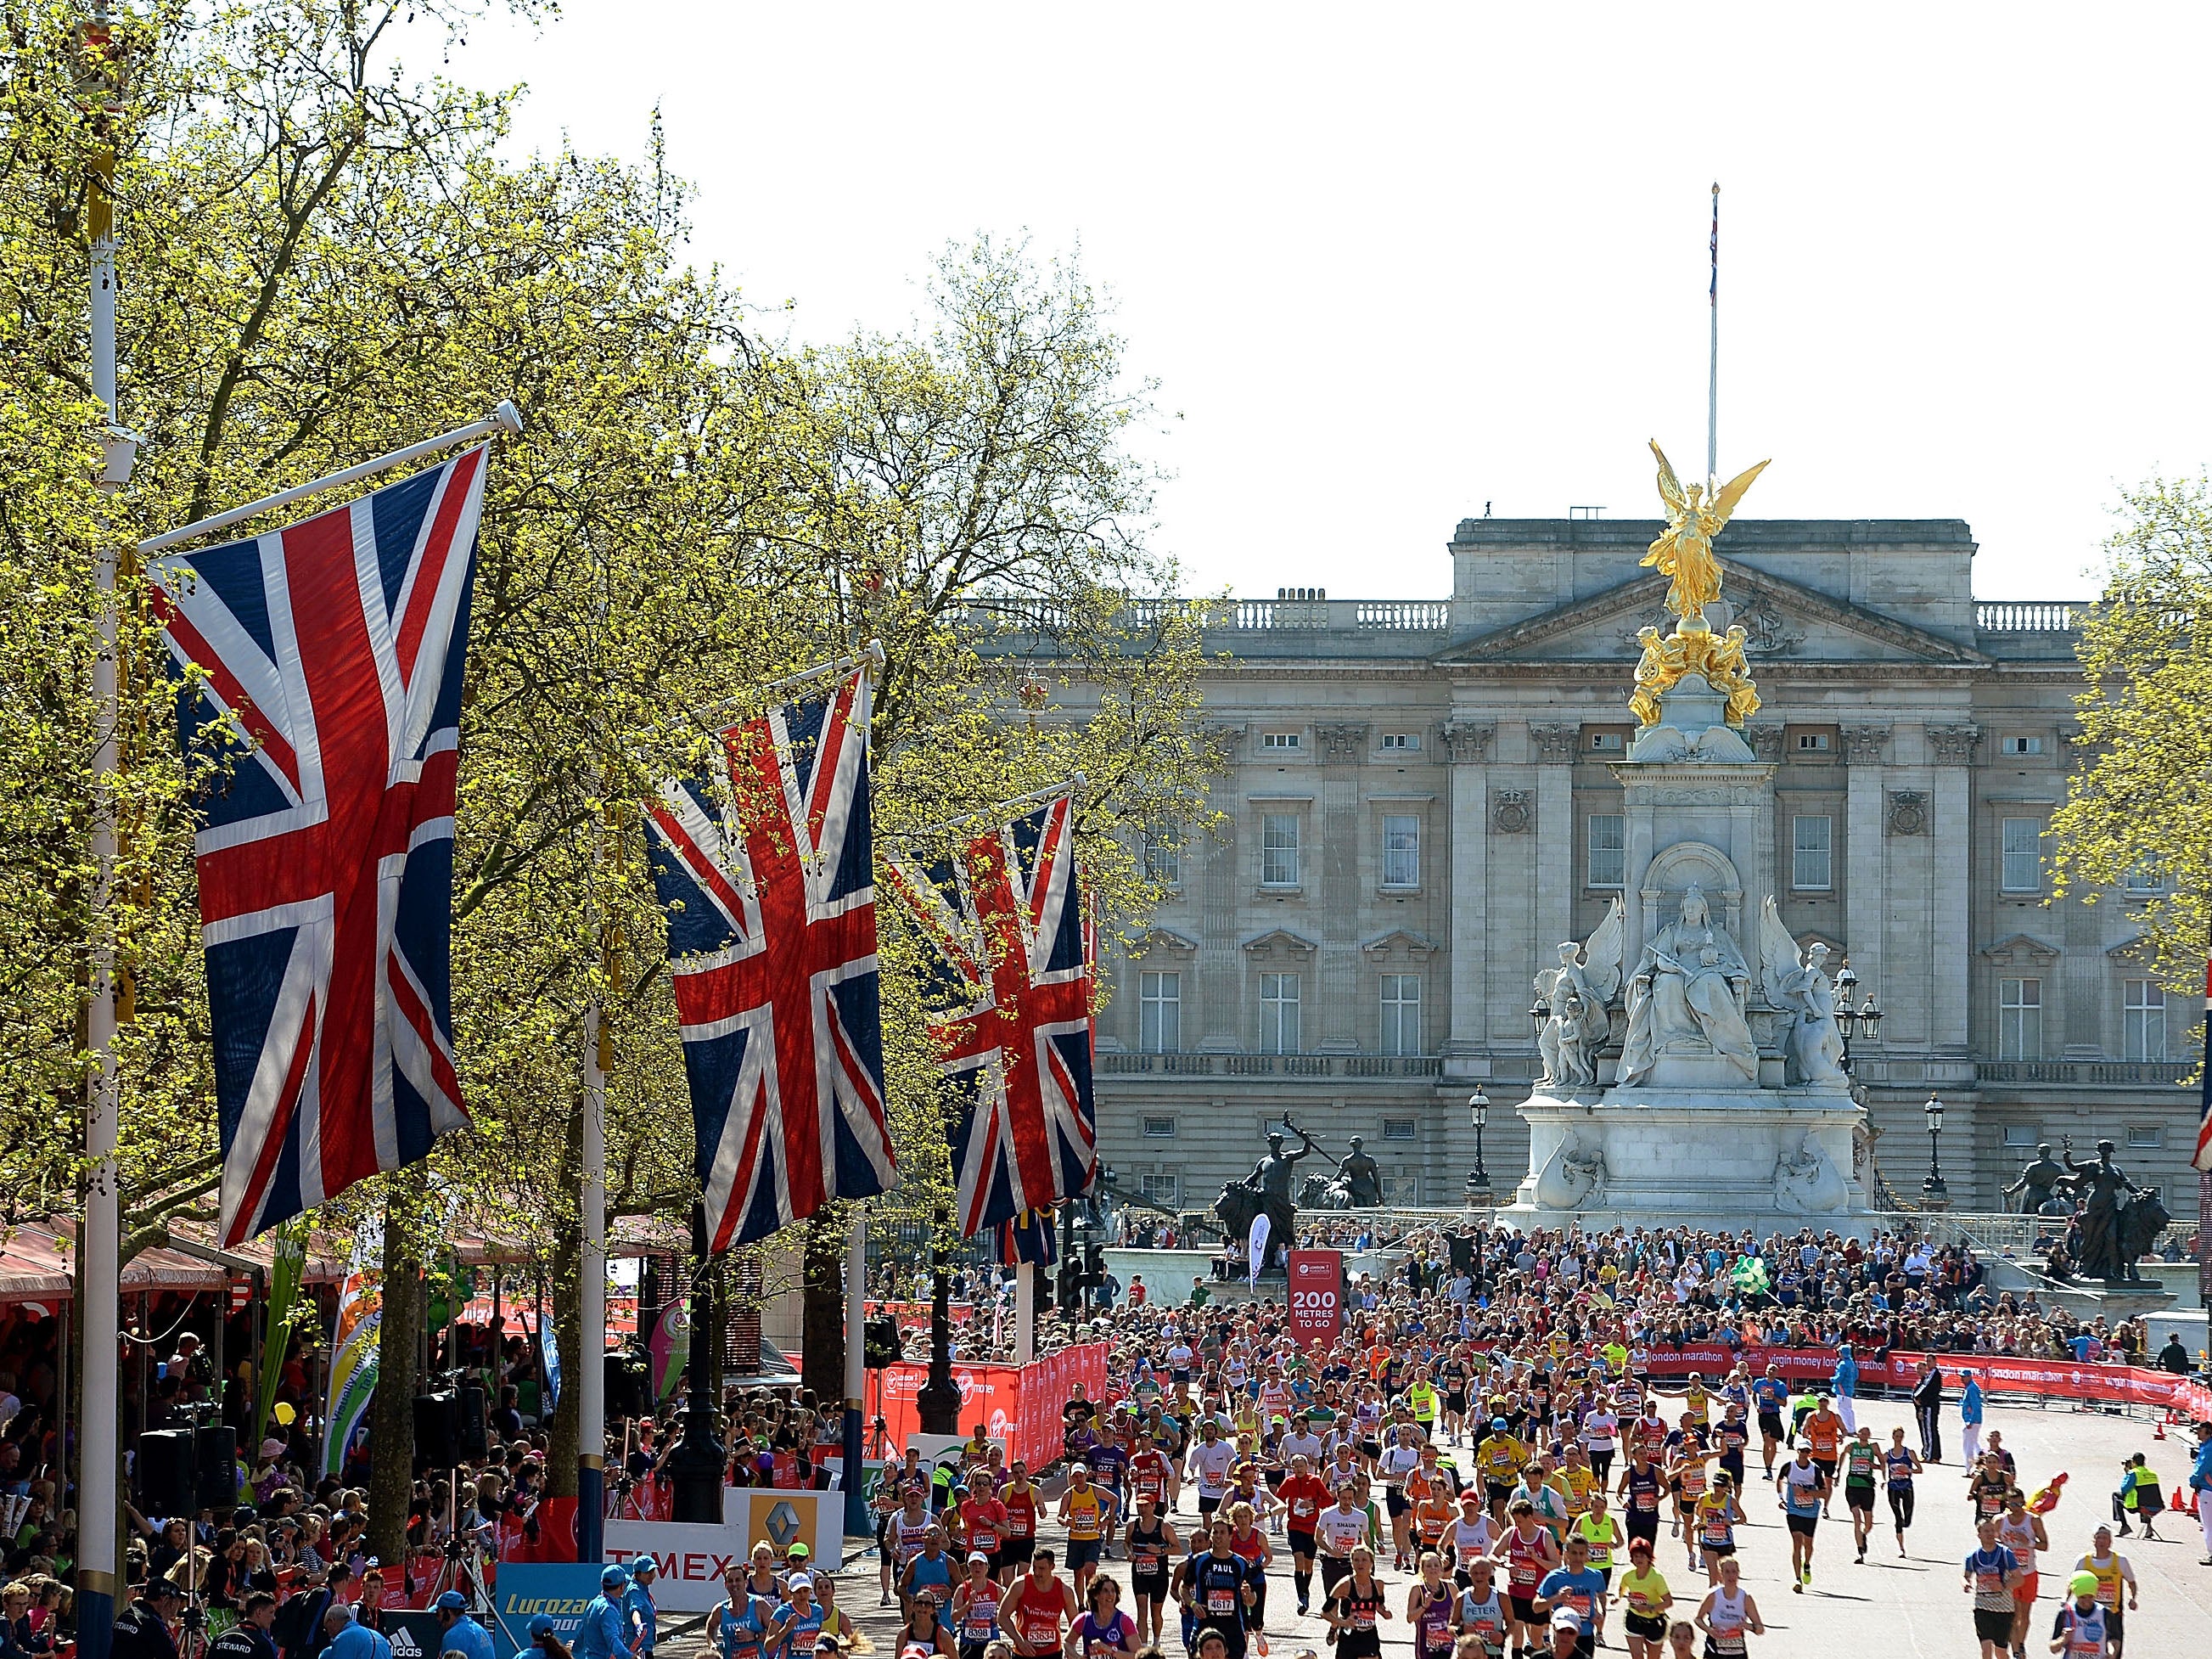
[1979,932,2060,964]
[1437,561,1987,668]
[1132,925,1201,955]
[1360,927,1437,957]
[1242,926,1319,954]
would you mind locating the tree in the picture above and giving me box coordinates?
[2050,475,2212,992]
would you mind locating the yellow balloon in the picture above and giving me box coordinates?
[274,1402,297,1426]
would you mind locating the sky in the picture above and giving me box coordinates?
[431,2,2212,601]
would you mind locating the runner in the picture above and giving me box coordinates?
[1691,1557,1761,1659]
[1067,1577,1137,1659]
[1491,1499,1562,1659]
[999,1466,1041,1587]
[1616,1449,1665,1564]
[1532,1534,1607,1659]
[1188,1422,1237,1522]
[1665,1421,1715,1571]
[1963,1517,2024,1659]
[1478,1420,1530,1519]
[1691,1476,1741,1587]
[1774,1441,1828,1594]
[1614,1539,1674,1659]
[1997,1487,2049,1659]
[1322,1546,1390,1659]
[1749,1369,1788,1482]
[1122,1494,1178,1647]
[1799,1395,1844,1520]
[710,1563,774,1659]
[2069,1527,2136,1659]
[901,1528,957,1624]
[948,1555,1002,1659]
[1379,1423,1427,1570]
[1223,1502,1272,1639]
[2047,1572,2109,1659]
[1057,1465,1112,1600]
[1274,1454,1328,1616]
[1455,1555,1509,1659]
[1181,1521,1260,1659]
[1007,1552,1076,1659]
[1839,1427,1881,1564]
[1406,1552,1460,1659]
[1884,1429,1923,1558]
[1570,1491,1622,1593]
[1315,1481,1371,1600]
[1449,1490,1499,1590]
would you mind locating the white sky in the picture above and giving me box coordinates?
[442,2,2212,602]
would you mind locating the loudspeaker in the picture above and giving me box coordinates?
[413,1391,459,1465]
[194,1424,238,1510]
[604,1353,647,1420]
[1446,1233,1477,1275]
[138,1428,198,1516]
[455,1382,489,1459]
[862,1317,901,1370]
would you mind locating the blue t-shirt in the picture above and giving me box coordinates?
[1536,1568,1607,1634]
[1751,1379,1788,1416]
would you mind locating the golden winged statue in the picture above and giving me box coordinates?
[1642,441,1770,622]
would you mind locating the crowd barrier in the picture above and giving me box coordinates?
[1631,1342,2212,1417]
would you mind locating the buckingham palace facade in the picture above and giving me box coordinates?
[1084,515,2204,1221]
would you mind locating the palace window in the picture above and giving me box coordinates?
[1140,1173,1179,1206]
[1382,815,1421,888]
[1997,976,2042,1060]
[2001,818,2045,893]
[1261,814,1301,886]
[1588,814,1626,889]
[1142,1116,1177,1139]
[1261,732,1301,751]
[1259,973,1302,1053]
[1139,970,1182,1054]
[1382,1119,1418,1142]
[1140,823,1182,886]
[1380,732,1420,751]
[2002,1125,2040,1148]
[2122,980,2166,1061]
[1379,974,1422,1055]
[2002,734,2044,756]
[1792,814,1833,891]
[2125,1126,2163,1149]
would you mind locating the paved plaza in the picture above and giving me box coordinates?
[817,1393,2209,1659]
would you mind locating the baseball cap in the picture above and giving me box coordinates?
[600,1566,630,1589]
[436,1592,469,1612]
[528,1617,557,1638]
[631,1557,658,1577]
[967,1551,991,1564]
[1549,1608,1581,1631]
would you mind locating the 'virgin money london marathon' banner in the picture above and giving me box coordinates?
[877,1342,1109,1465]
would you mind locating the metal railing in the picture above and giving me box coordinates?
[1973,1060,2192,1086]
[966,597,1457,636]
[1976,601,2085,633]
[1098,1051,1444,1078]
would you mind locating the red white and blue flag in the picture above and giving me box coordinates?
[887,790,1095,1238]
[154,449,486,1246]
[2195,957,2212,1173]
[997,1207,1058,1268]
[644,668,895,1253]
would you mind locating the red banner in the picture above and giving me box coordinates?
[1628,1343,2212,1415]
[1014,1343,1109,1466]
[1287,1251,1344,1351]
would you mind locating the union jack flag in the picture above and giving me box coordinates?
[2196,956,2212,1174]
[153,449,486,1246]
[644,668,895,1252]
[887,790,1095,1238]
[997,1206,1058,1268]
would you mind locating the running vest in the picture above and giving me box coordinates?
[1457,1587,1506,1655]
[1412,1586,1455,1659]
[1703,1584,1749,1656]
[2053,1606,2108,1659]
[954,1581,1002,1645]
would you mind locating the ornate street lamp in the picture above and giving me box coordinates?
[1830,961,1884,1072]
[665,1204,728,1522]
[915,1204,963,1435]
[1921,1092,1949,1209]
[1466,1087,1492,1200]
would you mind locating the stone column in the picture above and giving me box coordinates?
[1842,725,1889,1002]
[1926,724,1979,1058]
[1198,723,1245,1051]
[1314,723,1369,1050]
[1530,723,1580,975]
[1440,720,1496,1066]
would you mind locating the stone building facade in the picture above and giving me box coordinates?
[1088,517,2204,1221]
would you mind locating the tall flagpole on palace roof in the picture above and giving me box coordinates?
[79,8,132,1656]
[1707,182,1720,490]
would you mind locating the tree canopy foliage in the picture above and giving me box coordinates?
[1,0,1219,1527]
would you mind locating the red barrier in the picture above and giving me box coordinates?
[1626,1342,2212,1415]
[874,1343,1110,1465]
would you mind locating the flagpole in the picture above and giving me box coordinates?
[841,1206,867,1532]
[78,11,127,1656]
[137,402,522,556]
[576,859,609,1564]
[677,639,889,734]
[1014,1263,1036,1364]
[912,773,1087,837]
[1707,182,1720,488]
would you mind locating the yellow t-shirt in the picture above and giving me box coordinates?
[1479,1435,1527,1480]
[1616,1566,1670,1622]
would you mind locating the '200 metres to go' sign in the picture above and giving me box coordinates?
[1287,1250,1342,1349]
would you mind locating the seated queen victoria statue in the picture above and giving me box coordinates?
[1616,883,1759,1086]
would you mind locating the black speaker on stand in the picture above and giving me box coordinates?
[413,1391,460,1466]
[137,1429,198,1516]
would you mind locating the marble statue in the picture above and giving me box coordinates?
[1754,897,1849,1087]
[1533,1135,1608,1209]
[1772,1135,1850,1212]
[1533,898,1624,1092]
[1617,884,1759,1086]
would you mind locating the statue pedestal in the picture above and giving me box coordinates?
[1500,1083,1873,1235]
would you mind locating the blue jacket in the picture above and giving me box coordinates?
[440,1618,495,1659]
[573,1596,628,1659]
[2190,1436,2212,1493]
[1831,1353,1858,1399]
[1960,1380,1984,1426]
[624,1586,657,1654]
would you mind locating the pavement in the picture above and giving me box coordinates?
[699,1394,2212,1659]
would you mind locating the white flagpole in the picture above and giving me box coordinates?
[1707,182,1721,489]
[79,11,126,1654]
[842,1207,867,1532]
[577,860,609,1562]
[1014,1263,1036,1364]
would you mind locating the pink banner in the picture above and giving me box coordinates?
[1628,1342,2212,1414]
[873,1342,1110,1466]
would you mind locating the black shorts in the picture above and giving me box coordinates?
[1132,1566,1169,1600]
[1625,1510,1660,1543]
[1287,1530,1317,1561]
[1384,1487,1409,1518]
[1319,1555,1352,1594]
[1844,1483,1875,1513]
[1507,1594,1540,1627]
[2103,1604,2124,1641]
[1757,1413,1785,1442]
[1700,1542,1734,1560]
[1625,1612,1668,1643]
[1973,1609,2013,1645]
[1786,1512,1819,1537]
[1812,1459,1837,1486]
[1067,1538,1101,1569]
[999,1536,1035,1565]
[1484,1481,1514,1504]
[1198,1494,1222,1517]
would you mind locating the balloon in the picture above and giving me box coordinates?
[274,1402,297,1426]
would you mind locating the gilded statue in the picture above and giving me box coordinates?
[1628,613,1761,728]
[1643,441,1769,622]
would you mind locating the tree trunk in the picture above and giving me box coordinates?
[545,1094,586,1500]
[800,1210,845,1399]
[365,1183,424,1564]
